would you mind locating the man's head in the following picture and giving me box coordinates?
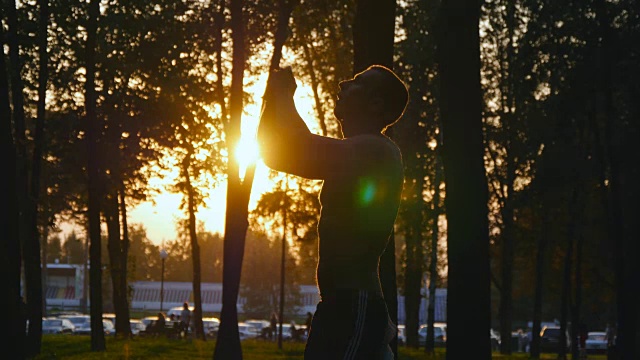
[334,65,408,137]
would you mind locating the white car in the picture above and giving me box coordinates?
[237,322,260,340]
[202,317,220,337]
[130,319,146,336]
[59,314,90,328]
[418,323,447,347]
[166,305,194,320]
[585,331,608,354]
[42,318,75,334]
[397,324,406,345]
[73,319,115,336]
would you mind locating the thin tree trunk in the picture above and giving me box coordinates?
[405,176,425,348]
[32,0,49,322]
[278,187,288,350]
[85,0,106,350]
[530,208,550,359]
[426,150,442,354]
[213,0,248,357]
[559,189,580,359]
[117,184,132,336]
[301,42,327,136]
[8,0,44,354]
[437,0,491,358]
[0,9,26,357]
[184,159,205,340]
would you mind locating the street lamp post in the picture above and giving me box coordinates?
[160,249,168,312]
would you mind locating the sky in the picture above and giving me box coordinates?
[61,71,320,247]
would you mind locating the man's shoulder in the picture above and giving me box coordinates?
[346,134,400,155]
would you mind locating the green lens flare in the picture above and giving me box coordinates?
[357,177,376,206]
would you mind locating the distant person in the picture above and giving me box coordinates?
[180,302,191,335]
[270,311,278,341]
[258,65,408,359]
[153,312,166,336]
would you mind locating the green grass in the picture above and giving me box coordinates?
[34,335,608,359]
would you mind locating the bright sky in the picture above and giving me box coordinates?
[124,71,319,246]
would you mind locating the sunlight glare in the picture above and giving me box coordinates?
[236,135,259,180]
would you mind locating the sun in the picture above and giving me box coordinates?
[235,134,259,180]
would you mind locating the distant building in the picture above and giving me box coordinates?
[41,263,447,321]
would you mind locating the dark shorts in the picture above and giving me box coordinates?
[304,290,395,360]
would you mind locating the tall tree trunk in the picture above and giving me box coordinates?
[85,0,106,350]
[405,177,425,348]
[301,42,327,136]
[8,0,44,354]
[105,189,131,337]
[352,0,399,357]
[117,184,132,336]
[426,149,442,354]
[0,9,26,358]
[184,159,205,340]
[559,189,580,359]
[530,208,550,359]
[437,0,491,359]
[33,0,49,321]
[213,0,249,357]
[499,191,514,355]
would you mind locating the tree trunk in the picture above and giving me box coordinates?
[530,208,550,359]
[32,0,49,322]
[213,0,248,357]
[437,0,491,359]
[405,173,425,348]
[117,184,132,336]
[105,189,131,337]
[0,10,26,358]
[85,0,106,350]
[301,42,327,136]
[8,0,44,354]
[499,199,514,355]
[426,150,442,354]
[352,0,399,357]
[559,189,580,359]
[184,159,205,340]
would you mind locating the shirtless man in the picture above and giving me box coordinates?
[258,65,408,359]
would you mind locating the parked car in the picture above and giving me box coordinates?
[58,314,90,328]
[585,331,608,354]
[244,319,270,336]
[130,319,146,336]
[42,318,75,334]
[418,323,447,347]
[490,328,501,351]
[397,324,406,345]
[237,322,259,340]
[74,319,116,336]
[166,305,194,320]
[202,317,220,338]
[539,326,571,353]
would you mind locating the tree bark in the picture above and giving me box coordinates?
[0,8,26,357]
[85,0,106,350]
[426,149,442,354]
[437,0,491,359]
[184,159,206,340]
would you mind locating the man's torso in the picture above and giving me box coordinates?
[316,134,403,297]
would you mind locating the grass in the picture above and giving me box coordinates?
[34,335,608,359]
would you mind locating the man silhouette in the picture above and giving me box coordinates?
[258,65,408,360]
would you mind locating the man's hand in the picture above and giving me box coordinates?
[265,66,297,101]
